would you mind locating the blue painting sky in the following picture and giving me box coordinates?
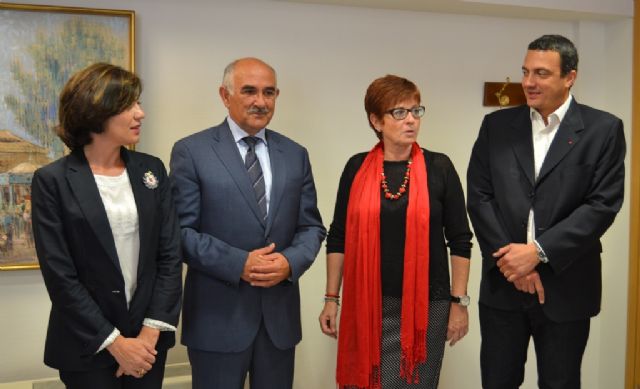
[0,9,129,145]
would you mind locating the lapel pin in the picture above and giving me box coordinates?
[143,171,158,189]
[568,139,574,145]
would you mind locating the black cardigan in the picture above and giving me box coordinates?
[326,149,473,300]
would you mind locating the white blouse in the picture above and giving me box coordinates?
[94,169,140,306]
[94,169,176,353]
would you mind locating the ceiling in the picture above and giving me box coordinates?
[273,0,629,21]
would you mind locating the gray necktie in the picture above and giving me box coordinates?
[243,137,267,221]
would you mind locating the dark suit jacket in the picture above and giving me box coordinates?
[31,147,182,371]
[467,99,625,322]
[169,120,326,353]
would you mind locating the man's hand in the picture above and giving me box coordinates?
[494,243,539,282]
[242,243,291,287]
[241,243,276,283]
[513,270,545,304]
[249,250,291,287]
[107,335,156,378]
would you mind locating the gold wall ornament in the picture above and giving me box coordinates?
[495,77,511,106]
[483,78,526,107]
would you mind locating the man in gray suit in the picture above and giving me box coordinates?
[170,57,326,389]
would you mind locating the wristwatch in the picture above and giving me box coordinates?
[534,240,549,264]
[451,295,471,307]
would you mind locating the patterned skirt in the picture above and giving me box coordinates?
[345,297,450,389]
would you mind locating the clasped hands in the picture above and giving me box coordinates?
[108,326,160,379]
[242,242,291,287]
[494,243,545,304]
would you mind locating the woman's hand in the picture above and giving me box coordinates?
[137,325,160,350]
[107,335,157,378]
[319,302,339,338]
[115,326,161,378]
[446,303,469,346]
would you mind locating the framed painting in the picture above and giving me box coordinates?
[0,3,135,270]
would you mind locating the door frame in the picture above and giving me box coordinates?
[625,1,640,387]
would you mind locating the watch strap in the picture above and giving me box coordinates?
[450,294,470,306]
[534,240,549,263]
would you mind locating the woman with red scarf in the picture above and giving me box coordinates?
[319,75,473,388]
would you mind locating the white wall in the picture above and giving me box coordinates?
[464,0,632,17]
[0,0,632,388]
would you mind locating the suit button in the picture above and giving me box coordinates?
[528,192,535,198]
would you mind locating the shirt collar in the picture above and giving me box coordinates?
[226,116,268,145]
[530,94,573,125]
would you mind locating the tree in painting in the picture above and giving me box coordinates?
[4,17,127,159]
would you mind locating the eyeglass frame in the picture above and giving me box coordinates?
[385,105,426,120]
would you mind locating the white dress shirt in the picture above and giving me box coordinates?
[527,94,573,248]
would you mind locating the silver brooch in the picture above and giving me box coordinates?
[142,171,158,189]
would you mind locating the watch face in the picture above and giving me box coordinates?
[451,295,471,306]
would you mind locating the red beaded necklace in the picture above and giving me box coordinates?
[380,158,412,200]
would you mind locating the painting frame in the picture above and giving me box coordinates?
[0,3,135,270]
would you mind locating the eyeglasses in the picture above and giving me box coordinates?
[385,106,426,120]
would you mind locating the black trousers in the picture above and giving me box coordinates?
[59,349,167,389]
[479,301,590,389]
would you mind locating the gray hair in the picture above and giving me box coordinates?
[222,57,277,94]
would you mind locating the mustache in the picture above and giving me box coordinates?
[247,106,270,115]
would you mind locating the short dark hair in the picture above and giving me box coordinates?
[56,63,142,150]
[528,34,578,76]
[364,75,420,140]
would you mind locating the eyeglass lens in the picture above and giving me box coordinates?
[390,106,425,120]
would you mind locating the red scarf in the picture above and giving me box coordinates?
[337,142,430,388]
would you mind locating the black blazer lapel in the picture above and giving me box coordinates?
[122,148,154,277]
[509,108,535,187]
[65,149,120,271]
[211,121,266,226]
[537,100,584,183]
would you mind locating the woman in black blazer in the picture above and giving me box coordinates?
[31,63,182,389]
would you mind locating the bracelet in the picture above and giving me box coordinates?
[325,293,340,298]
[324,296,340,306]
